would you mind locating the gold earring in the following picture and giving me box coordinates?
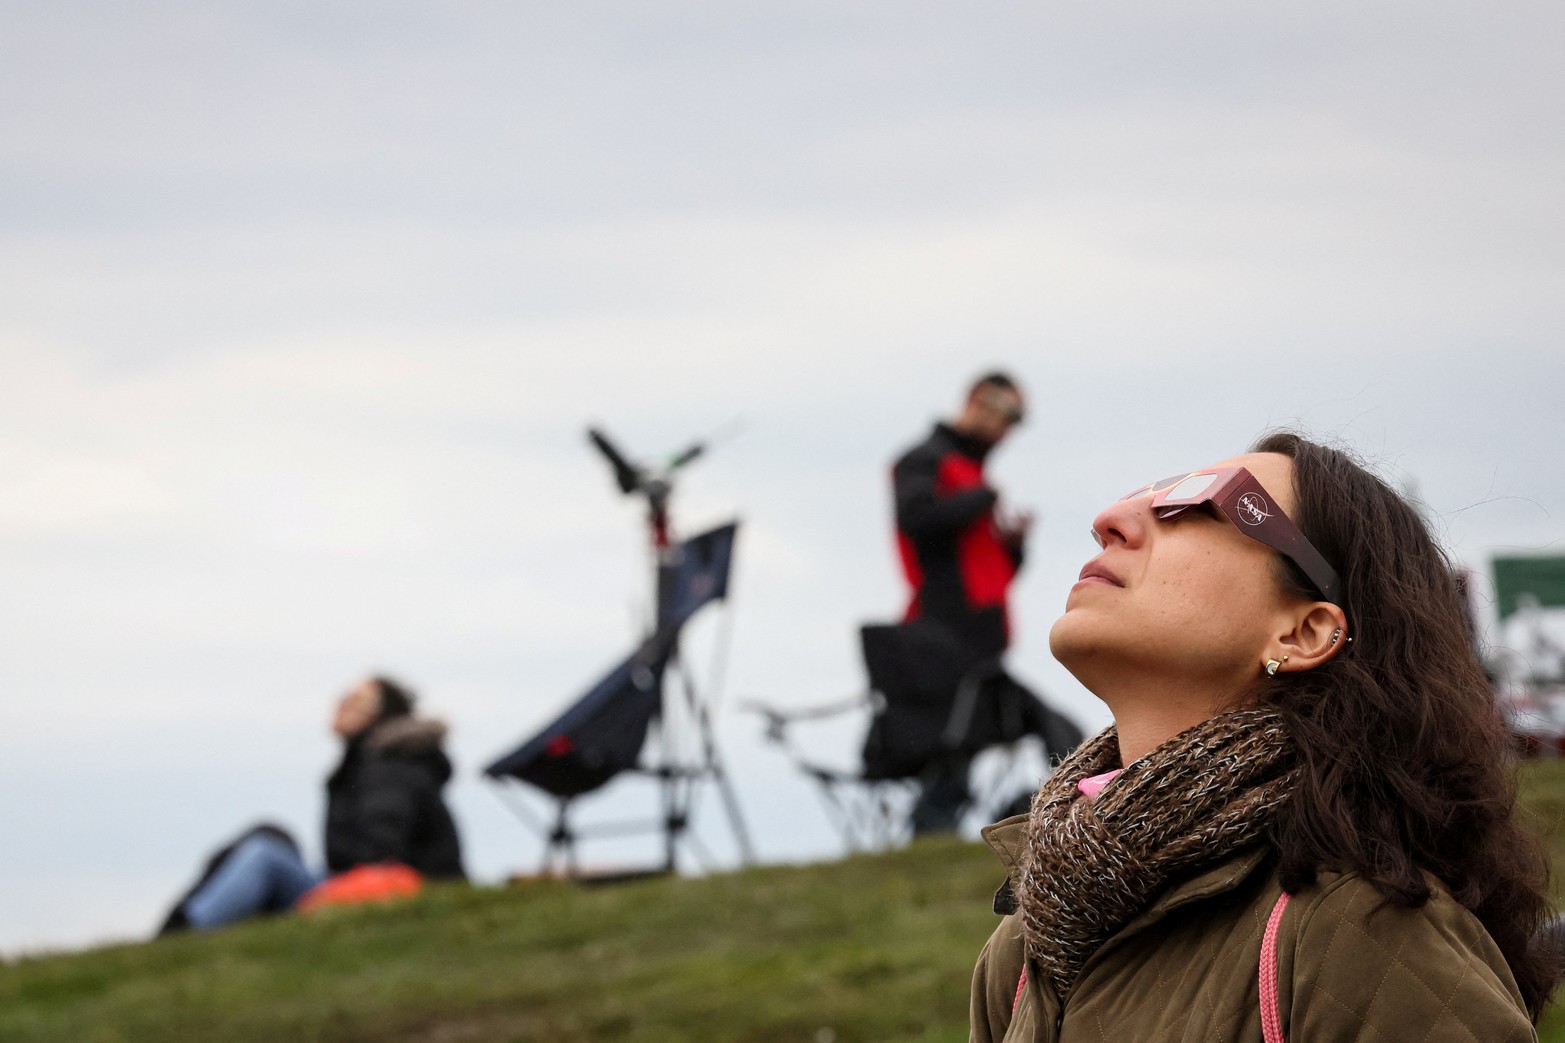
[1264,658,1283,677]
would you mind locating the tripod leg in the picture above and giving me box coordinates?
[708,752,755,864]
[671,652,756,865]
[695,693,756,864]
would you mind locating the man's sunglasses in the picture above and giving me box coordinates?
[977,389,1025,426]
[1115,467,1345,609]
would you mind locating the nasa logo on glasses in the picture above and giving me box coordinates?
[1235,492,1272,526]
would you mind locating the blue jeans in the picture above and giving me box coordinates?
[181,833,326,930]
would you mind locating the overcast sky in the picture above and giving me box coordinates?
[3,2,1563,955]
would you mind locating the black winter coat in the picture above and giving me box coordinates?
[324,717,465,879]
[891,422,1023,662]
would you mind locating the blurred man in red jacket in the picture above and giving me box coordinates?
[891,371,1030,832]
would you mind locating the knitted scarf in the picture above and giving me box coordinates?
[1017,707,1299,1000]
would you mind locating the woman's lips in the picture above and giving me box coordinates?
[1074,559,1124,588]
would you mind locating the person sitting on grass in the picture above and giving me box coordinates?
[159,675,465,933]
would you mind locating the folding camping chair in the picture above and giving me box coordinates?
[749,619,1084,851]
[486,521,754,877]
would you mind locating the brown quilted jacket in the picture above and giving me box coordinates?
[970,816,1535,1043]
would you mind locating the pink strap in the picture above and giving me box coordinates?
[1260,892,1291,1043]
[1012,892,1289,1030]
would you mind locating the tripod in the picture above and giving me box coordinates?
[485,426,753,877]
[586,425,755,872]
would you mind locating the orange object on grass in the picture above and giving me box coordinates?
[296,862,424,913]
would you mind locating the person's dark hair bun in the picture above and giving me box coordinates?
[372,676,416,720]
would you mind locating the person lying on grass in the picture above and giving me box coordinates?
[159,675,465,933]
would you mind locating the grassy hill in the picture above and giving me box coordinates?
[7,760,1565,1043]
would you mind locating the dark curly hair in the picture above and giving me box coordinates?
[1251,431,1560,1018]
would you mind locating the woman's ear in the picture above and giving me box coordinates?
[1273,603,1350,674]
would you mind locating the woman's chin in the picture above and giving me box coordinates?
[1048,610,1099,668]
[1050,608,1137,684]
[1049,598,1108,639]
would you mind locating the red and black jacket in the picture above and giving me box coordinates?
[892,423,1023,661]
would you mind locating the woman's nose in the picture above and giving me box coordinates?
[1091,495,1151,549]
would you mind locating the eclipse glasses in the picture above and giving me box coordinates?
[1118,467,1345,610]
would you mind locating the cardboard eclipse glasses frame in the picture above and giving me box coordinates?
[1118,467,1346,610]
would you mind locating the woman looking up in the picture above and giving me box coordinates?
[970,432,1558,1042]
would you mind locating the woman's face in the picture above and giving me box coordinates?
[331,679,382,739]
[1049,451,1308,700]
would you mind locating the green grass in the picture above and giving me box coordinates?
[0,837,1001,1043]
[6,760,1565,1042]
[1521,759,1565,1042]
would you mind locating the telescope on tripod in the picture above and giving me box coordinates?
[485,423,754,877]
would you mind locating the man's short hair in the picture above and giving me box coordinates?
[968,371,1020,398]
